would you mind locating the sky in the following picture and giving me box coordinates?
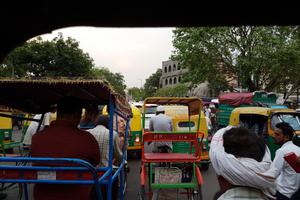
[39,27,175,88]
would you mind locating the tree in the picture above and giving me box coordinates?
[154,83,189,97]
[89,67,126,96]
[1,33,94,78]
[144,68,162,97]
[172,26,300,93]
[127,87,145,101]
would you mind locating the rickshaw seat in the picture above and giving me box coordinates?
[142,131,203,163]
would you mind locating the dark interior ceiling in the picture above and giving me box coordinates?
[1,2,299,62]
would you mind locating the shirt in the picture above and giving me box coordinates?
[218,187,267,200]
[87,125,123,167]
[31,120,100,200]
[149,113,173,151]
[262,141,300,198]
[22,112,51,145]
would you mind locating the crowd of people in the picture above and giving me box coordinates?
[14,97,300,200]
[210,123,300,200]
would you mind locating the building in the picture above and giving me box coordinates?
[159,60,188,88]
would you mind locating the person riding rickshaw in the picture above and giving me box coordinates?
[0,79,132,200]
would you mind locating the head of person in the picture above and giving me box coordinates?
[223,127,266,162]
[274,122,294,145]
[97,115,109,129]
[82,104,99,125]
[56,96,83,126]
[156,105,165,115]
[49,104,57,113]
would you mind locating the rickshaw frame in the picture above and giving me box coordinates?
[140,97,204,200]
[0,79,132,200]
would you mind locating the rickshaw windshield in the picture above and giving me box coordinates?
[271,114,300,131]
[145,106,157,114]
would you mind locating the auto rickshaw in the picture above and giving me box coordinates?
[162,105,210,170]
[0,79,132,200]
[229,107,300,159]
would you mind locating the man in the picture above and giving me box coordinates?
[262,122,300,200]
[149,105,173,153]
[23,104,57,147]
[87,115,123,167]
[210,126,275,199]
[31,96,100,200]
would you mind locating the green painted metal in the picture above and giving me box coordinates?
[267,136,280,160]
[149,163,198,189]
[128,130,142,147]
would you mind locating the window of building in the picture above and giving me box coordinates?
[169,78,172,84]
[165,79,168,85]
[173,64,176,71]
[179,76,181,82]
[177,65,181,70]
[168,65,171,72]
[174,77,177,84]
[164,67,167,73]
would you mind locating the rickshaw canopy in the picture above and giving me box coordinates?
[143,97,202,116]
[0,79,132,117]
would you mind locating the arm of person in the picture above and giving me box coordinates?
[149,118,154,132]
[261,148,285,178]
[43,112,51,127]
[113,132,123,164]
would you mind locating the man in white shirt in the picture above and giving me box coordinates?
[149,105,173,153]
[262,122,300,199]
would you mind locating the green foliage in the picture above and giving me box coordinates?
[1,34,94,78]
[127,87,145,101]
[0,33,127,96]
[154,83,189,97]
[144,68,162,97]
[172,26,300,93]
[89,67,126,96]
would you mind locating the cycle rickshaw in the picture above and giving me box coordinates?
[0,79,132,200]
[140,97,204,200]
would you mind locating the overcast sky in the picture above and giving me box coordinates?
[39,27,175,88]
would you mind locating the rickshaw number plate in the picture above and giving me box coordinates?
[37,171,56,180]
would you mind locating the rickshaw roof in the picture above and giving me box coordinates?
[231,107,271,116]
[270,108,298,114]
[0,79,132,117]
[143,97,202,115]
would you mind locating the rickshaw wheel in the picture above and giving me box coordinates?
[139,186,146,200]
[200,163,209,171]
[192,184,203,200]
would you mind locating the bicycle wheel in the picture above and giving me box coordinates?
[192,184,203,200]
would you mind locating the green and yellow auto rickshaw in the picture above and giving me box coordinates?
[229,107,300,159]
[127,105,142,156]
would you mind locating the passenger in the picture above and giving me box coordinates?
[149,105,173,153]
[22,104,57,147]
[261,122,300,200]
[87,115,123,167]
[79,104,99,129]
[31,96,100,200]
[209,126,275,199]
[87,114,123,200]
